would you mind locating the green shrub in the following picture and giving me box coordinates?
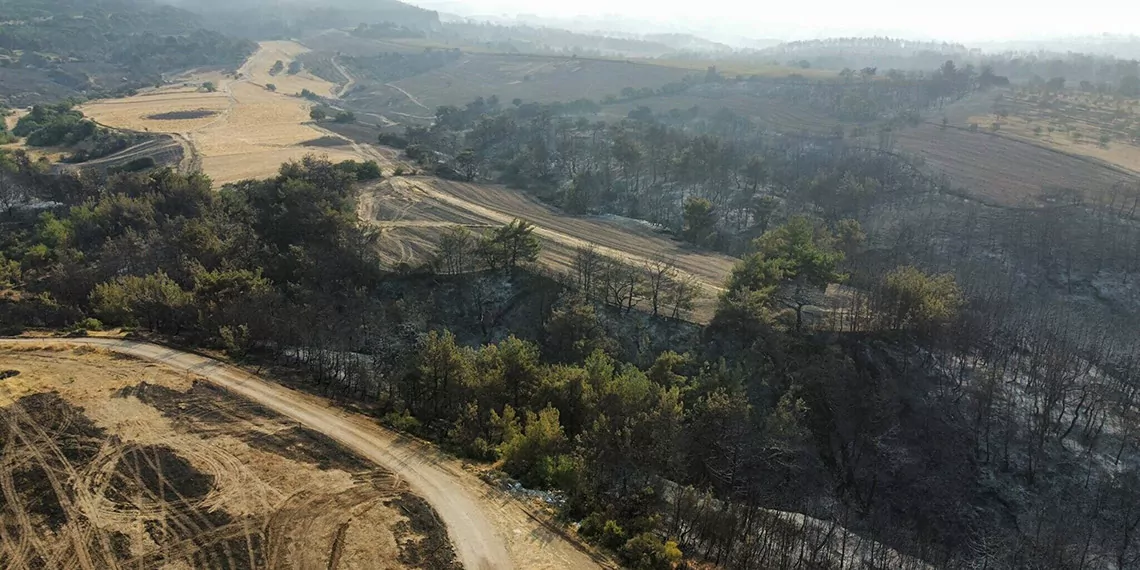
[499,407,566,488]
[578,512,607,539]
[355,160,383,181]
[219,324,252,359]
[601,519,626,549]
[0,254,20,287]
[78,317,104,331]
[382,409,422,433]
[620,533,682,570]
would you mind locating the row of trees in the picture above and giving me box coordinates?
[11,102,145,162]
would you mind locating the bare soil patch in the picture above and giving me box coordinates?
[360,175,734,320]
[894,123,1137,206]
[965,90,1140,175]
[80,41,360,185]
[345,52,692,119]
[0,346,451,570]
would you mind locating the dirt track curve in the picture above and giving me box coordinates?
[0,338,604,570]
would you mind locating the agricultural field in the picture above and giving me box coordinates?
[338,51,694,121]
[893,122,1138,206]
[72,38,740,322]
[596,89,839,133]
[360,175,738,319]
[961,89,1140,174]
[0,344,449,570]
[79,41,360,185]
[302,29,450,57]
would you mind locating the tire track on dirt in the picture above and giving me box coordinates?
[385,82,432,112]
[1,400,121,570]
[381,177,734,292]
[329,57,356,98]
[0,338,607,570]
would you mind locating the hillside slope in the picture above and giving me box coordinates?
[0,0,254,106]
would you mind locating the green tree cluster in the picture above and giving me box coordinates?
[723,216,848,330]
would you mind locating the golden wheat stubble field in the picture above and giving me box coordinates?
[966,90,1140,175]
[0,344,439,569]
[79,41,362,185]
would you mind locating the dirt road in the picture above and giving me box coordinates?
[385,82,432,112]
[0,338,605,570]
[330,56,357,98]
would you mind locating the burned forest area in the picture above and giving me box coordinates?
[4,0,1140,569]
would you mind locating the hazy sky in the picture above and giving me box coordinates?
[413,0,1140,42]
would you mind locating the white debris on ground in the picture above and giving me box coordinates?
[481,471,567,508]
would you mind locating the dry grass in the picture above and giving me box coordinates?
[81,89,231,132]
[348,53,692,119]
[894,123,1137,205]
[965,90,1140,175]
[633,57,835,79]
[79,41,361,185]
[241,40,339,98]
[3,107,25,132]
[362,175,735,320]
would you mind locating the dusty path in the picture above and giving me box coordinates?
[414,177,735,290]
[0,338,605,570]
[385,82,432,112]
[330,56,357,98]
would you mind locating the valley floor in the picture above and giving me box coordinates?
[80,40,737,319]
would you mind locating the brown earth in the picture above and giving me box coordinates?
[360,175,737,319]
[0,338,610,570]
[76,40,739,318]
[4,108,25,132]
[0,344,448,570]
[893,122,1138,206]
[79,41,359,185]
[966,90,1140,175]
[338,50,693,120]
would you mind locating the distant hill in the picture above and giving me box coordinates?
[760,37,974,70]
[0,0,254,106]
[970,35,1140,59]
[439,21,686,58]
[164,0,442,39]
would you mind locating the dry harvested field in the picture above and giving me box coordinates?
[79,41,360,185]
[964,90,1140,174]
[342,52,693,120]
[0,344,453,570]
[302,29,428,57]
[893,122,1138,205]
[361,175,737,317]
[598,90,838,133]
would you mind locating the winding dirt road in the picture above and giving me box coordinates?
[0,338,605,570]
